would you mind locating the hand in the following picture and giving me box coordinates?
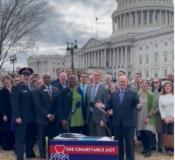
[100,120,105,127]
[95,101,105,108]
[48,114,55,122]
[169,117,174,123]
[61,120,68,130]
[137,103,143,111]
[144,117,149,125]
[107,109,113,116]
[16,118,22,124]
[3,115,8,122]
[164,117,172,124]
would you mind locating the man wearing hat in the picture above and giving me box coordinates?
[11,67,37,160]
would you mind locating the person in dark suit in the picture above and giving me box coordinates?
[77,72,88,135]
[34,74,61,159]
[11,67,36,160]
[0,75,15,150]
[60,75,86,134]
[86,70,109,136]
[107,75,139,160]
[52,71,67,91]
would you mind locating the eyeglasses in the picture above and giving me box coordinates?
[153,81,159,84]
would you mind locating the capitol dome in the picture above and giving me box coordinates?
[112,0,174,35]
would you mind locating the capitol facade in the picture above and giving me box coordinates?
[28,55,65,78]
[65,0,174,79]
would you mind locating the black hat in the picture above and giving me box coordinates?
[19,67,33,76]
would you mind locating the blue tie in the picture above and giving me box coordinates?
[82,84,86,101]
[119,90,125,104]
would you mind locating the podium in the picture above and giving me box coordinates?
[49,134,118,160]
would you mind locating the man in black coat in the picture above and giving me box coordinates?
[107,75,139,160]
[51,71,67,91]
[34,74,61,159]
[11,67,36,160]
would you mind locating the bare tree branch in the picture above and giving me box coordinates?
[0,0,50,69]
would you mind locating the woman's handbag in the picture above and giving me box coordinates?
[162,125,174,148]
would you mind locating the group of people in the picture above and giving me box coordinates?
[0,67,174,160]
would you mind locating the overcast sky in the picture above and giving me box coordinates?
[4,0,117,70]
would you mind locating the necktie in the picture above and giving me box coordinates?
[82,84,86,100]
[48,86,52,97]
[119,90,125,104]
[26,84,31,91]
[91,84,96,102]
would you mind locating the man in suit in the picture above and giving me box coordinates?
[86,70,109,136]
[77,72,88,135]
[51,67,62,87]
[34,74,61,159]
[11,67,36,160]
[107,75,139,160]
[52,71,67,91]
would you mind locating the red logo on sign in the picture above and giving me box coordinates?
[55,145,65,153]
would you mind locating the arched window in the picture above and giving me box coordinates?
[164,51,168,63]
[155,70,158,78]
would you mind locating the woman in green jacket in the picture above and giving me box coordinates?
[137,79,156,157]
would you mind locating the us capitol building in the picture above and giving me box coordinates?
[65,0,174,79]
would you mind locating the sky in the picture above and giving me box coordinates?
[4,0,117,70]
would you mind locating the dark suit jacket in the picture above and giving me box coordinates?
[11,82,36,123]
[86,83,109,123]
[34,85,61,125]
[0,87,13,131]
[52,79,67,91]
[108,88,139,127]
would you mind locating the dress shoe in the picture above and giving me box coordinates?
[144,151,151,158]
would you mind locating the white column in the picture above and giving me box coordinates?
[100,50,103,68]
[129,12,132,28]
[87,52,89,68]
[95,51,97,67]
[128,46,131,66]
[141,10,144,26]
[113,48,116,68]
[121,47,123,67]
[117,48,119,67]
[153,10,156,25]
[104,49,106,68]
[108,50,111,67]
[118,47,121,67]
[111,49,113,67]
[85,53,87,69]
[159,10,162,25]
[118,16,120,29]
[89,52,92,67]
[99,50,101,67]
[165,11,168,25]
[83,54,85,69]
[125,46,128,68]
[147,10,150,26]
[97,51,99,68]
[135,11,138,27]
